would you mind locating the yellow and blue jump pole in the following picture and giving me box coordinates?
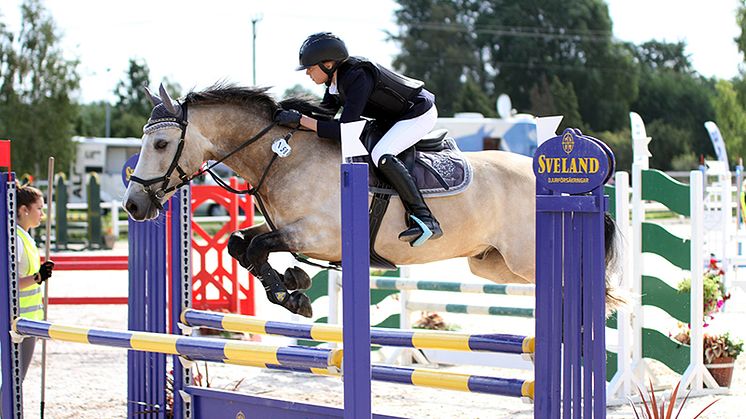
[12,318,342,370]
[181,308,534,355]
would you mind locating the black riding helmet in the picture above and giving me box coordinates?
[296,32,348,83]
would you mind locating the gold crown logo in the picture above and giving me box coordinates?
[562,132,574,154]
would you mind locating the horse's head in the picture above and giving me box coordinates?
[123,84,206,220]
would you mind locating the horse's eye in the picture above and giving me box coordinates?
[155,140,168,150]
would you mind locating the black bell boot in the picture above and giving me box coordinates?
[377,154,442,246]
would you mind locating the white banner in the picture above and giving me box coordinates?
[704,121,729,167]
[340,120,368,162]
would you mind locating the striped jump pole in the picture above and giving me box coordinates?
[371,277,535,296]
[181,308,534,355]
[12,318,343,371]
[405,301,534,318]
[216,358,533,400]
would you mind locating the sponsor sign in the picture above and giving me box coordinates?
[533,129,611,194]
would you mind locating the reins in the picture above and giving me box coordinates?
[130,102,341,271]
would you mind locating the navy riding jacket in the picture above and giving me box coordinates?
[316,63,435,142]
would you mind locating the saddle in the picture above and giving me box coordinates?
[354,121,473,269]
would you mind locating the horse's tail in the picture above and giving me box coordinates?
[604,212,626,314]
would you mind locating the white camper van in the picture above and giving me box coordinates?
[434,112,538,156]
[70,137,141,203]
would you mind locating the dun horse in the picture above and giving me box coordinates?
[123,84,620,317]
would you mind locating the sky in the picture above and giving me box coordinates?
[2,0,743,104]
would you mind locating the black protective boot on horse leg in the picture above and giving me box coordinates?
[377,154,443,246]
[255,263,313,317]
[227,230,312,291]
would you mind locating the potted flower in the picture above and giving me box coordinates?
[677,255,730,320]
[673,328,743,387]
[103,226,117,249]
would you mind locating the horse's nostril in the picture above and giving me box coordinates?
[125,199,138,215]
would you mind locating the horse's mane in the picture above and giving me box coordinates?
[183,82,335,121]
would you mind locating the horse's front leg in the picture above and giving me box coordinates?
[230,228,313,317]
[227,225,311,291]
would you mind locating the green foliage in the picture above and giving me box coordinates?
[471,0,638,131]
[392,1,724,166]
[74,101,108,137]
[594,128,632,171]
[0,0,79,177]
[115,58,152,117]
[737,0,746,60]
[391,0,481,116]
[645,120,696,171]
[628,41,716,161]
[712,80,746,163]
[99,58,181,138]
[677,275,724,318]
[704,333,743,362]
[674,329,744,363]
[453,77,495,117]
[529,75,584,130]
[678,258,729,318]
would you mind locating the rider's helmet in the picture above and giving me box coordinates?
[296,32,348,82]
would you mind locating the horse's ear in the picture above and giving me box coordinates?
[159,83,180,116]
[144,86,162,107]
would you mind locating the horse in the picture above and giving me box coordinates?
[123,83,622,318]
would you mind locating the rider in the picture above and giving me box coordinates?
[275,32,442,246]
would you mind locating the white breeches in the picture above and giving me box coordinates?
[371,106,438,166]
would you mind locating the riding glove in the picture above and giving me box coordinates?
[35,260,55,284]
[274,109,302,127]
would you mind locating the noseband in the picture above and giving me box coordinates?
[128,102,191,210]
[129,101,289,210]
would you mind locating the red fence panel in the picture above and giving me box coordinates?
[191,178,255,315]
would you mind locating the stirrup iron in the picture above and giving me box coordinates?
[408,214,433,247]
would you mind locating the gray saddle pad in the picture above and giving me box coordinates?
[370,138,473,197]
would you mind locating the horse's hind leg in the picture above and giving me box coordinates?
[231,229,313,317]
[228,225,311,291]
[467,247,533,284]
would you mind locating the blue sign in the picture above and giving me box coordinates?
[122,153,139,188]
[533,129,612,194]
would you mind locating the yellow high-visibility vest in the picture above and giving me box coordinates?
[17,226,43,320]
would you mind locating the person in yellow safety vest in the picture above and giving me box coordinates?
[14,182,54,381]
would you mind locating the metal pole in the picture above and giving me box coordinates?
[105,102,111,138]
[251,15,262,86]
[40,156,54,418]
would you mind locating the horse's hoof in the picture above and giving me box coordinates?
[284,291,313,318]
[283,267,312,290]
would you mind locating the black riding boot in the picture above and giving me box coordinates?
[377,154,442,246]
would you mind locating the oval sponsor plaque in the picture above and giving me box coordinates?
[122,153,139,188]
[533,128,611,194]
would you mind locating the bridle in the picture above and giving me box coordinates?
[129,100,341,272]
[129,101,288,210]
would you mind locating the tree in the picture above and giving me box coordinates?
[528,75,584,131]
[392,0,638,129]
[473,0,638,131]
[452,77,495,116]
[106,58,182,138]
[712,80,746,163]
[391,0,480,116]
[628,41,716,163]
[74,101,107,137]
[114,58,151,118]
[0,0,79,176]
